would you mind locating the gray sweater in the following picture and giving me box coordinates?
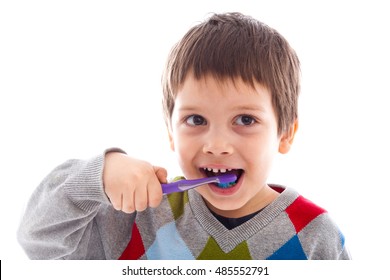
[17,150,350,259]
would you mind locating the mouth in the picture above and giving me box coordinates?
[200,167,244,189]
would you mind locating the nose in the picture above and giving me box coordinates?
[202,127,234,156]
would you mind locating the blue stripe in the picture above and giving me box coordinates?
[146,221,195,260]
[267,235,307,260]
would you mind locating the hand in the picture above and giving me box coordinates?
[103,152,167,213]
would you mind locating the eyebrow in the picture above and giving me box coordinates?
[177,106,199,112]
[177,105,267,112]
[232,105,267,112]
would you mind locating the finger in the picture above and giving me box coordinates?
[147,174,163,208]
[134,182,148,212]
[121,189,136,214]
[153,166,168,183]
[108,192,123,211]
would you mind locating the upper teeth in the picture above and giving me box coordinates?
[204,167,232,173]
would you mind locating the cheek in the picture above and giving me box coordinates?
[244,135,279,169]
[173,134,196,168]
[172,125,203,156]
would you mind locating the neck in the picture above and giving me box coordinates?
[205,184,280,218]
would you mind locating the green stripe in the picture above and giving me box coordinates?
[167,191,189,220]
[197,237,252,260]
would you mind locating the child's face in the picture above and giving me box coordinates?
[168,73,293,217]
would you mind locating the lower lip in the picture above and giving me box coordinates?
[208,172,244,195]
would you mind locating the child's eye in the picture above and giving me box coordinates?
[185,115,207,126]
[234,115,257,126]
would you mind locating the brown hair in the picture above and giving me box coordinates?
[162,12,300,135]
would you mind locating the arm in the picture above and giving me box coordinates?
[17,149,135,259]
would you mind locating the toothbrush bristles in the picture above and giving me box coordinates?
[216,182,236,188]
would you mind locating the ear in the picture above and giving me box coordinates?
[167,125,175,152]
[278,119,298,154]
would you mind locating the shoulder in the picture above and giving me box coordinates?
[285,195,328,233]
[285,193,348,259]
[272,186,332,233]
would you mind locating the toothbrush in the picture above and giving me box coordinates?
[161,174,237,195]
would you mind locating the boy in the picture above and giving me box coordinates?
[17,12,350,259]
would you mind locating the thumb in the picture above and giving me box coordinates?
[153,166,168,183]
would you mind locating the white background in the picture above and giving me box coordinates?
[1,0,389,269]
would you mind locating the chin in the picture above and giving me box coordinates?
[197,189,247,211]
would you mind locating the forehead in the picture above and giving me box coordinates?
[176,73,271,104]
[171,73,278,123]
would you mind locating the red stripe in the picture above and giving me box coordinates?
[286,196,326,233]
[118,223,145,260]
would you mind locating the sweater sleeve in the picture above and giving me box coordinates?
[17,148,135,259]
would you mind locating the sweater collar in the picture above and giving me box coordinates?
[187,185,299,253]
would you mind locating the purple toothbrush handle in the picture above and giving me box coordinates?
[161,181,183,195]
